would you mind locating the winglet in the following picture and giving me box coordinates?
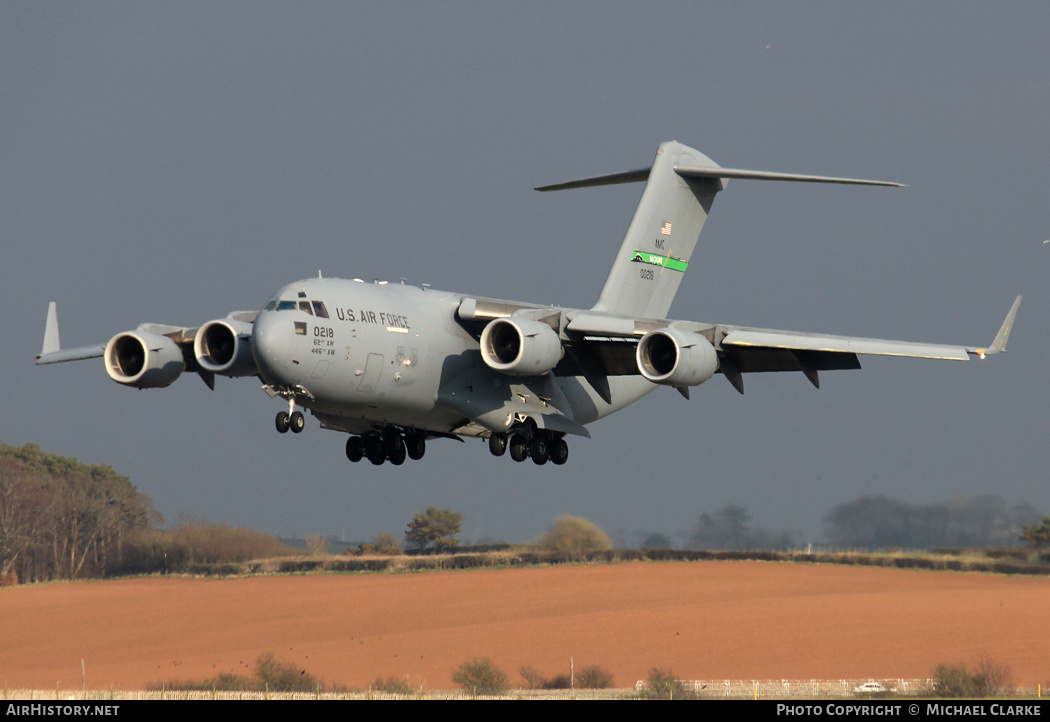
[971,295,1021,359]
[39,302,60,357]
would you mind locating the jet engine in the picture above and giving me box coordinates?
[104,331,185,388]
[194,319,257,377]
[480,318,563,376]
[636,328,718,387]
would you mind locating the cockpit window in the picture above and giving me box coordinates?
[268,299,320,313]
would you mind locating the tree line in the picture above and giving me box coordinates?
[3,440,1047,587]
[823,495,1043,549]
[402,498,1049,554]
[0,442,292,584]
[0,442,156,583]
[634,497,1047,552]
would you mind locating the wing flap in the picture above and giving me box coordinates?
[720,346,862,373]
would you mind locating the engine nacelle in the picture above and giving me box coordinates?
[104,331,185,388]
[480,317,563,376]
[636,328,718,387]
[194,319,257,377]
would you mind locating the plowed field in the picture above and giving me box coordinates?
[2,562,1046,690]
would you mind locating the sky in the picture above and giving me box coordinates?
[3,2,1048,546]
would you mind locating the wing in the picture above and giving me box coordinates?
[35,302,259,390]
[713,295,1021,393]
[558,296,1021,397]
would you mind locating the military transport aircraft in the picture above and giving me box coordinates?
[36,141,1021,467]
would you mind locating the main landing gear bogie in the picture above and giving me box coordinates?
[490,429,568,466]
[345,429,427,466]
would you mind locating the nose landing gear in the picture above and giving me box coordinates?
[274,392,306,434]
[274,409,305,433]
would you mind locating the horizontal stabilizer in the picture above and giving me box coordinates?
[674,166,905,188]
[534,168,649,192]
[536,163,904,192]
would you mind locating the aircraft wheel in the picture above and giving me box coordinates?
[345,436,363,462]
[289,411,305,433]
[549,438,568,465]
[509,434,528,462]
[488,433,507,457]
[381,428,402,456]
[530,435,549,465]
[364,434,386,465]
[275,411,290,433]
[405,433,426,460]
[388,437,407,466]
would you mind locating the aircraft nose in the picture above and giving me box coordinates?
[252,310,295,384]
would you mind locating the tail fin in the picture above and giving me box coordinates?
[538,141,724,319]
[537,141,904,320]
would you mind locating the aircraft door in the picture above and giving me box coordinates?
[357,353,384,394]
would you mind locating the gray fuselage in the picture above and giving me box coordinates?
[251,277,656,440]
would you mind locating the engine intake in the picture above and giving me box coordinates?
[636,328,718,387]
[105,331,185,388]
[480,318,563,376]
[195,319,257,377]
